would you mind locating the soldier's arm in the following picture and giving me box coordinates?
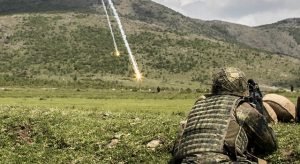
[236,103,277,155]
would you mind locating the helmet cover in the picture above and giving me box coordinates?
[212,67,248,96]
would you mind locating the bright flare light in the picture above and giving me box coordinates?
[107,0,142,82]
[135,72,143,82]
[115,50,120,57]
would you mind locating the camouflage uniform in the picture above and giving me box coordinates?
[171,67,277,164]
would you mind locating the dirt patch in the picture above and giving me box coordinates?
[16,124,33,144]
[5,123,33,144]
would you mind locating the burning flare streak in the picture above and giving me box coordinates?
[115,50,120,57]
[107,0,142,81]
[101,0,119,56]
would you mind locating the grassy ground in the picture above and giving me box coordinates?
[0,88,299,163]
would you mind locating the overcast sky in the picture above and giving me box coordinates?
[152,0,300,26]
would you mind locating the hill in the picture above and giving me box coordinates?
[257,18,300,56]
[194,19,300,58]
[0,0,96,13]
[0,0,299,89]
[1,0,300,58]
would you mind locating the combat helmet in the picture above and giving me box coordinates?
[212,67,248,97]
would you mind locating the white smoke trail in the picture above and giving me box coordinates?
[107,0,142,81]
[101,0,119,56]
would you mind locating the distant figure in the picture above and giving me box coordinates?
[171,67,277,163]
[297,97,300,122]
[157,86,161,93]
[291,85,294,92]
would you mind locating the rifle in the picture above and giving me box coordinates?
[247,79,267,117]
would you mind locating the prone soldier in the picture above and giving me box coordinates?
[171,67,277,163]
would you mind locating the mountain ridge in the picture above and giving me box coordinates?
[0,0,299,58]
[0,0,299,88]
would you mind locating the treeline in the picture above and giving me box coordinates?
[0,74,122,89]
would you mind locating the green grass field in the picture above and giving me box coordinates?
[0,88,299,163]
